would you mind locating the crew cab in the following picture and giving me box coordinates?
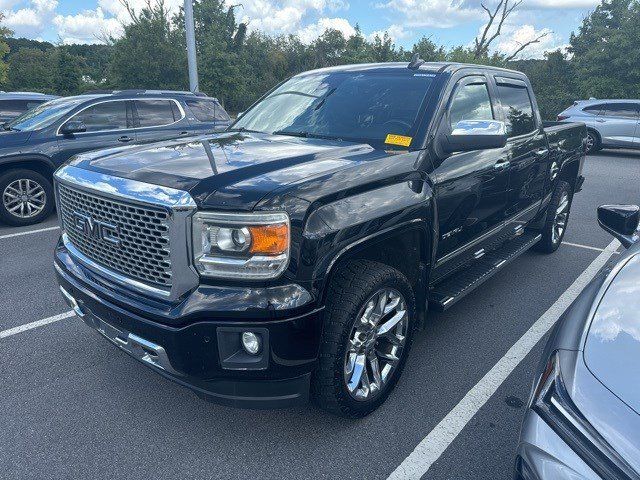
[0,90,231,226]
[53,61,587,417]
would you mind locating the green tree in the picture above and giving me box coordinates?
[109,0,188,90]
[412,37,446,62]
[55,47,83,95]
[7,48,57,93]
[0,14,11,87]
[569,0,640,98]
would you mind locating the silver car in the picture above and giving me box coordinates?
[515,204,640,479]
[557,100,640,154]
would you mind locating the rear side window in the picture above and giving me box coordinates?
[582,104,604,115]
[496,84,536,137]
[0,100,42,118]
[135,100,181,127]
[601,103,638,119]
[186,99,230,122]
[449,82,494,128]
[72,101,128,132]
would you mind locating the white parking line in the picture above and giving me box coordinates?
[562,241,607,252]
[0,225,59,240]
[0,311,74,339]
[387,238,620,480]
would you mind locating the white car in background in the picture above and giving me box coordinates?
[557,99,640,154]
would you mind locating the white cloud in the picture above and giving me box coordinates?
[97,0,183,24]
[53,7,122,44]
[376,0,477,28]
[368,24,411,42]
[523,0,599,8]
[495,24,563,59]
[2,0,56,36]
[297,17,355,43]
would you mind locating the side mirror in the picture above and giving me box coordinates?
[441,120,507,154]
[60,120,86,135]
[597,204,640,249]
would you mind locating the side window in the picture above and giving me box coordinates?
[185,99,230,122]
[601,103,639,119]
[583,104,604,115]
[0,100,32,118]
[72,101,128,132]
[136,100,180,127]
[449,82,494,128]
[496,84,536,137]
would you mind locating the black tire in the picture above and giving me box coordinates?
[0,169,54,226]
[586,130,601,154]
[534,180,572,253]
[312,260,416,418]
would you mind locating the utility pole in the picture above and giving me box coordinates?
[184,0,199,92]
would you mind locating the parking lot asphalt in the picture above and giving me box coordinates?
[1,151,638,480]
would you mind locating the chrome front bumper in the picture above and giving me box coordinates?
[60,285,181,377]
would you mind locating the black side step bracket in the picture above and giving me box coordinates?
[428,233,541,312]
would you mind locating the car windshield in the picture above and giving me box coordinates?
[5,97,85,132]
[232,70,436,149]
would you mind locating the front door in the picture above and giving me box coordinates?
[432,75,510,264]
[57,100,135,160]
[494,78,547,226]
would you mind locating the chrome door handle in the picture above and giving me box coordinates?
[535,149,549,157]
[494,160,510,170]
[118,136,134,142]
[596,118,606,123]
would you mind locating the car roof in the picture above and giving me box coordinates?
[297,61,526,77]
[0,92,59,100]
[575,99,640,105]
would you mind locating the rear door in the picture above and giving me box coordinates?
[57,100,134,160]
[494,77,547,225]
[132,98,190,144]
[596,102,639,148]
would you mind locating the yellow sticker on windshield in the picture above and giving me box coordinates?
[385,134,412,147]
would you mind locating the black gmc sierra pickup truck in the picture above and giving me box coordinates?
[53,61,586,417]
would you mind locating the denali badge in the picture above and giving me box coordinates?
[72,212,121,248]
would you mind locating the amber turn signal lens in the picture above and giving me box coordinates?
[248,223,289,255]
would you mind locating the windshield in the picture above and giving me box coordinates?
[5,97,85,131]
[233,71,435,149]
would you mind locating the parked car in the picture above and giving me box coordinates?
[54,61,587,417]
[557,99,640,154]
[515,204,640,480]
[0,91,59,124]
[0,90,231,226]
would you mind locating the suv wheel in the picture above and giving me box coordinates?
[534,180,572,253]
[0,169,54,226]
[312,260,416,417]
[586,130,601,154]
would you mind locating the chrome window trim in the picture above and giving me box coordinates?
[55,97,186,137]
[54,165,198,301]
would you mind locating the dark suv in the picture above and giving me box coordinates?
[0,90,231,226]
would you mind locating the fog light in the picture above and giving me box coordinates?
[241,331,261,355]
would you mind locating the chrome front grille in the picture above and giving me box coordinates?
[58,183,172,287]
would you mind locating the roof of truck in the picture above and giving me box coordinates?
[298,61,526,77]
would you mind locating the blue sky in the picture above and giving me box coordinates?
[1,0,599,59]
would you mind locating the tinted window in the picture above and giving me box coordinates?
[186,99,230,122]
[0,100,43,119]
[233,72,435,148]
[136,100,179,127]
[497,84,536,137]
[602,103,638,119]
[583,104,604,115]
[73,101,128,132]
[7,97,84,132]
[449,83,493,128]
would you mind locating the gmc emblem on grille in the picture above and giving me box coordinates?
[72,212,122,248]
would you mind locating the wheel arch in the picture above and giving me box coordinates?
[0,156,56,180]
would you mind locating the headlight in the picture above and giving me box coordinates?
[531,351,636,479]
[191,211,290,280]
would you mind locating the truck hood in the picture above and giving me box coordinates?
[0,130,33,148]
[69,131,377,209]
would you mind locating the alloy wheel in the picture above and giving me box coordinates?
[2,179,47,219]
[552,191,569,245]
[586,133,595,153]
[344,288,408,401]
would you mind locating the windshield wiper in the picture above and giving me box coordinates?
[226,127,264,134]
[272,130,342,142]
